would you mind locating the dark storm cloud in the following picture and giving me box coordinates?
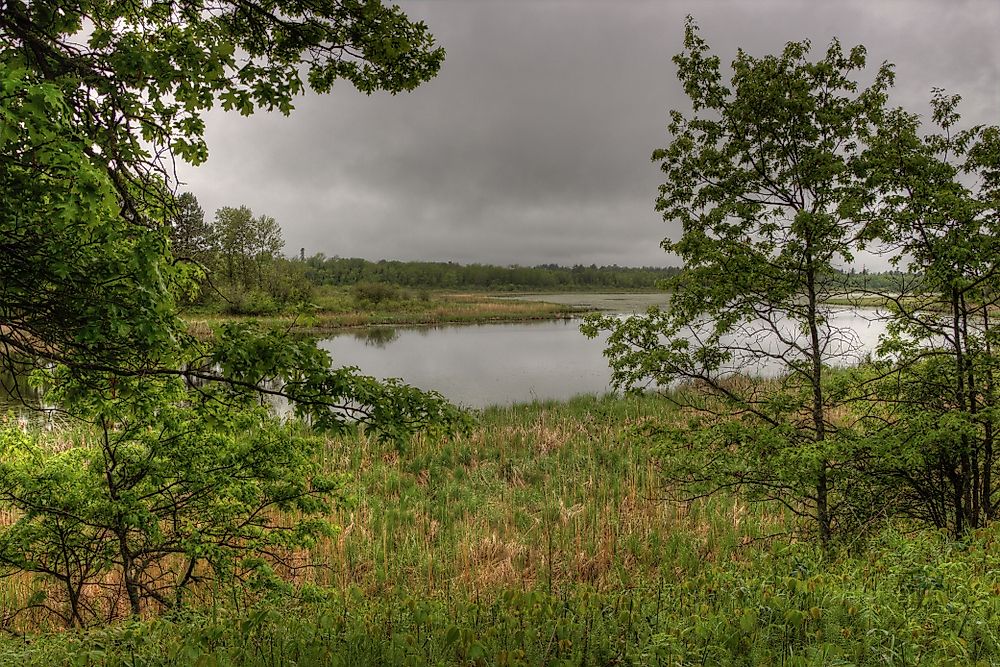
[178,0,999,267]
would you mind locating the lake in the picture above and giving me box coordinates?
[319,295,888,409]
[0,295,890,413]
[319,319,613,409]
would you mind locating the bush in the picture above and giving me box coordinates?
[222,288,280,315]
[352,282,399,306]
[0,376,340,629]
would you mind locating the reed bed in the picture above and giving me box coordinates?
[183,292,582,338]
[308,394,784,599]
[3,394,1000,665]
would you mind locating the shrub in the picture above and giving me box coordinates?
[352,282,399,306]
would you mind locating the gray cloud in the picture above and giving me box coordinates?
[178,0,999,267]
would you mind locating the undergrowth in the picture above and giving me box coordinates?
[2,395,998,665]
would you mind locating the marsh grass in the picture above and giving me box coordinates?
[4,394,1000,665]
[307,394,790,599]
[184,288,583,338]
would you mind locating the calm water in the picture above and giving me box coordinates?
[0,296,889,412]
[319,296,888,408]
[319,320,613,409]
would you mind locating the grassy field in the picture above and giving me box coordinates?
[183,287,585,337]
[3,394,1000,665]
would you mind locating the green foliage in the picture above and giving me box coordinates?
[3,394,1000,660]
[203,322,469,438]
[585,19,894,543]
[0,316,468,628]
[857,91,1000,536]
[0,0,457,406]
[0,59,186,375]
[0,375,342,627]
[305,255,681,291]
[351,281,400,306]
[0,0,462,629]
[581,21,1000,546]
[172,203,316,314]
[218,288,282,316]
[5,526,1000,665]
[211,205,284,286]
[1,0,444,376]
[169,192,212,265]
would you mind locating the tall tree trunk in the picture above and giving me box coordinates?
[952,285,969,536]
[806,263,830,546]
[983,300,995,521]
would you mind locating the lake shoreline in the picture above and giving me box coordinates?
[182,292,592,338]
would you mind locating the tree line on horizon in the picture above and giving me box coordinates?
[301,255,683,291]
[170,192,910,303]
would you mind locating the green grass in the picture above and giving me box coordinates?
[183,287,585,337]
[4,394,1000,665]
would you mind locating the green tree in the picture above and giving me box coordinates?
[0,0,447,393]
[0,1,460,624]
[584,20,894,544]
[0,0,444,377]
[169,192,212,265]
[0,375,339,626]
[213,205,258,284]
[210,205,301,311]
[168,192,214,306]
[0,321,466,627]
[858,91,1000,536]
[249,212,285,288]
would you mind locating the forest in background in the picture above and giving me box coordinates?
[168,192,909,314]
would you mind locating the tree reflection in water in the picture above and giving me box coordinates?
[351,327,400,349]
[0,364,42,409]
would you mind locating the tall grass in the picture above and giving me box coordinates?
[308,394,784,598]
[3,394,1000,665]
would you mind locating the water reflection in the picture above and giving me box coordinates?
[319,308,889,409]
[349,326,400,349]
[320,319,613,409]
[0,363,66,429]
[0,365,43,409]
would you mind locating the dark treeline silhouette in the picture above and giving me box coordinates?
[301,254,911,293]
[302,255,683,290]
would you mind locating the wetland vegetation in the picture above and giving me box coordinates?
[182,286,584,338]
[5,395,1000,665]
[3,3,1000,666]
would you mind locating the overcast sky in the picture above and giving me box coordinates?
[177,0,999,268]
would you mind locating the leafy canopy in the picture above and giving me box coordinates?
[0,0,444,376]
[0,372,341,626]
[0,0,462,433]
[856,91,1000,536]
